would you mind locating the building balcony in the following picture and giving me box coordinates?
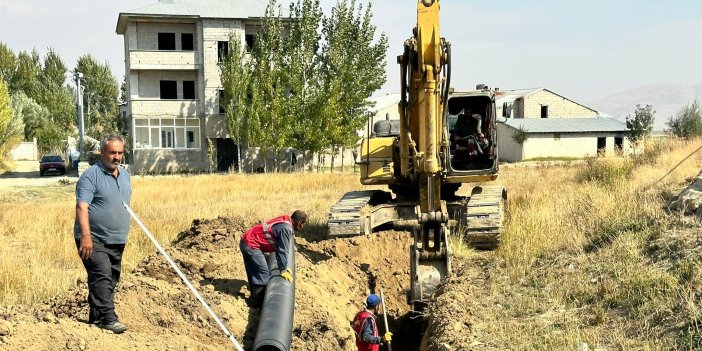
[130,99,200,117]
[129,50,200,70]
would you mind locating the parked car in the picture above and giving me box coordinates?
[39,155,66,176]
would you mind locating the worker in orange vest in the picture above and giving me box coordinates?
[239,210,306,307]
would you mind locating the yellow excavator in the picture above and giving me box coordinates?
[327,0,507,310]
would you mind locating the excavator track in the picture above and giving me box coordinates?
[462,185,507,250]
[327,190,387,237]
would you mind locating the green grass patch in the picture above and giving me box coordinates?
[576,157,634,185]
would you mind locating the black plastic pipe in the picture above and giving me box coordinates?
[252,237,296,351]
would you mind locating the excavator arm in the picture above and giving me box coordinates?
[398,0,453,308]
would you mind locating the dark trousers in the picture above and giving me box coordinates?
[76,239,125,324]
[239,240,269,307]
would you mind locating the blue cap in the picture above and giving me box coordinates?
[366,294,382,308]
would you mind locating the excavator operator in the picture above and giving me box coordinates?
[453,109,489,163]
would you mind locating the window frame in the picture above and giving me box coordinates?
[134,118,201,150]
[160,80,178,100]
[217,41,230,63]
[158,32,176,51]
[181,33,194,51]
[183,80,196,100]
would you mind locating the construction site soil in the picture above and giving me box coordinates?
[0,217,477,351]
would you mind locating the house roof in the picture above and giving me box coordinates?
[503,117,627,133]
[496,87,599,114]
[117,0,283,34]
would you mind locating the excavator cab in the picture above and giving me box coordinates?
[446,88,498,173]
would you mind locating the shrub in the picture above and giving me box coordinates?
[576,157,633,185]
[511,125,529,145]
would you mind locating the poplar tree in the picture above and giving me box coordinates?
[284,0,324,171]
[220,0,387,172]
[35,49,74,131]
[75,54,121,135]
[319,0,387,170]
[221,36,251,173]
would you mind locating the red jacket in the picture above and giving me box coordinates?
[352,310,379,351]
[241,215,292,252]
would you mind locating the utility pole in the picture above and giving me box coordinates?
[73,72,85,161]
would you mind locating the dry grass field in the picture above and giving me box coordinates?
[1,138,701,349]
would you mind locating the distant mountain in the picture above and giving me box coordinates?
[588,83,702,131]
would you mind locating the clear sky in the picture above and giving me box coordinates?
[1,0,700,104]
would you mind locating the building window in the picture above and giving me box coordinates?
[218,41,230,63]
[614,137,623,154]
[181,33,194,51]
[597,137,606,155]
[161,130,174,148]
[245,34,256,52]
[502,102,511,118]
[219,89,226,114]
[541,105,548,118]
[158,33,176,50]
[183,81,195,100]
[160,80,177,99]
[134,118,201,149]
[554,132,560,141]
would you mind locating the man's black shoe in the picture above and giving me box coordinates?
[98,321,128,334]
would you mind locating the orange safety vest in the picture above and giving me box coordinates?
[351,310,379,351]
[241,215,293,253]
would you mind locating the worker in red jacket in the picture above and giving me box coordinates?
[239,210,307,308]
[351,294,393,351]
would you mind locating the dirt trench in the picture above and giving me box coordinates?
[0,217,447,351]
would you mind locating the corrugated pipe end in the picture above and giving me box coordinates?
[253,341,287,351]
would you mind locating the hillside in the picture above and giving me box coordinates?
[588,83,702,131]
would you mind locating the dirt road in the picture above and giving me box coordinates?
[0,161,75,188]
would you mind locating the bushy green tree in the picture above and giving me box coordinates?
[32,49,74,131]
[11,50,41,97]
[511,125,530,145]
[11,91,48,140]
[666,100,702,139]
[0,79,23,165]
[625,104,655,151]
[0,43,16,85]
[75,55,120,135]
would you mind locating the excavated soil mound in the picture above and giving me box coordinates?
[0,217,419,351]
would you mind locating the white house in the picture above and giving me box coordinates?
[493,87,632,161]
[497,117,632,162]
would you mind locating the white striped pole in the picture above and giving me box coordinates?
[123,202,244,351]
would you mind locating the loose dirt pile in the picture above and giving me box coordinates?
[0,217,421,351]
